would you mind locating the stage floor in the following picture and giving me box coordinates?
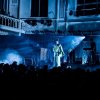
[64,63,100,71]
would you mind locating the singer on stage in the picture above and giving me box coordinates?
[53,39,64,67]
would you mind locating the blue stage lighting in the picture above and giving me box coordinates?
[0,49,23,65]
[6,53,23,65]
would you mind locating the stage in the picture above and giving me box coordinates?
[0,34,85,67]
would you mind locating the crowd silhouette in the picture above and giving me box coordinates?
[0,62,99,98]
[0,62,100,87]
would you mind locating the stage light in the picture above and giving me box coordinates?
[64,36,85,53]
[71,36,85,47]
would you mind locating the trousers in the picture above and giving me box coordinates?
[54,54,62,67]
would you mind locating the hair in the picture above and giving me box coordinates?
[56,39,59,42]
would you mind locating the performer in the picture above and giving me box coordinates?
[53,39,64,67]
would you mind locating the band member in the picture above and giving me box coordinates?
[90,38,96,65]
[53,39,64,67]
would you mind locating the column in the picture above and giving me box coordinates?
[17,0,20,18]
[55,0,59,33]
[57,0,60,19]
[3,0,6,13]
[6,0,10,15]
[39,0,40,17]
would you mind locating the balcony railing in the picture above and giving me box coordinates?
[0,14,25,34]
[0,14,67,35]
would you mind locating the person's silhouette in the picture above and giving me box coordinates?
[53,39,64,67]
[90,38,96,65]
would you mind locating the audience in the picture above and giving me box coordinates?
[0,61,99,98]
[0,62,100,86]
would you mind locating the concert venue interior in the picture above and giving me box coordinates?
[0,0,100,96]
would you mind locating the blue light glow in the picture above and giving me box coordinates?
[0,49,23,65]
[6,53,23,65]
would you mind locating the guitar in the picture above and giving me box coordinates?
[53,44,64,57]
